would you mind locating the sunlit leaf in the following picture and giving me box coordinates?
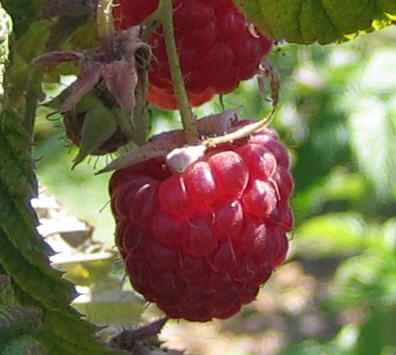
[233,0,395,44]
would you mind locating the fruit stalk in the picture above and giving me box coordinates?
[158,0,198,143]
[206,108,276,147]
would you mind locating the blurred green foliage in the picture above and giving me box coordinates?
[33,26,396,354]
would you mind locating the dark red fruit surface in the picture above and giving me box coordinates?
[110,122,293,321]
[114,0,273,109]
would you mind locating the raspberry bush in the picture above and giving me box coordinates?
[3,0,394,353]
[110,122,293,321]
[114,0,273,109]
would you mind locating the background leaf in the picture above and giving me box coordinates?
[344,49,396,199]
[1,0,41,38]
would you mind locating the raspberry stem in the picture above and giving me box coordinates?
[97,0,114,52]
[158,0,198,143]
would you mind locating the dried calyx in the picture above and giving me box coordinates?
[34,27,151,166]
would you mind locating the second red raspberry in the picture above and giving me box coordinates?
[114,0,273,109]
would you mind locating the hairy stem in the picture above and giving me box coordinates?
[159,0,198,143]
[23,71,43,138]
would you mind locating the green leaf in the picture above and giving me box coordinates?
[0,230,74,310]
[0,110,37,198]
[233,0,395,44]
[0,230,124,355]
[0,107,123,354]
[0,304,42,347]
[1,335,47,355]
[0,7,123,353]
[38,310,117,355]
[0,277,47,354]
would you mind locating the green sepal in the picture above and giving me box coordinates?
[72,103,119,168]
[233,0,395,44]
[114,105,135,142]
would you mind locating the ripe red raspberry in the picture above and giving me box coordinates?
[114,0,273,109]
[110,122,293,321]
